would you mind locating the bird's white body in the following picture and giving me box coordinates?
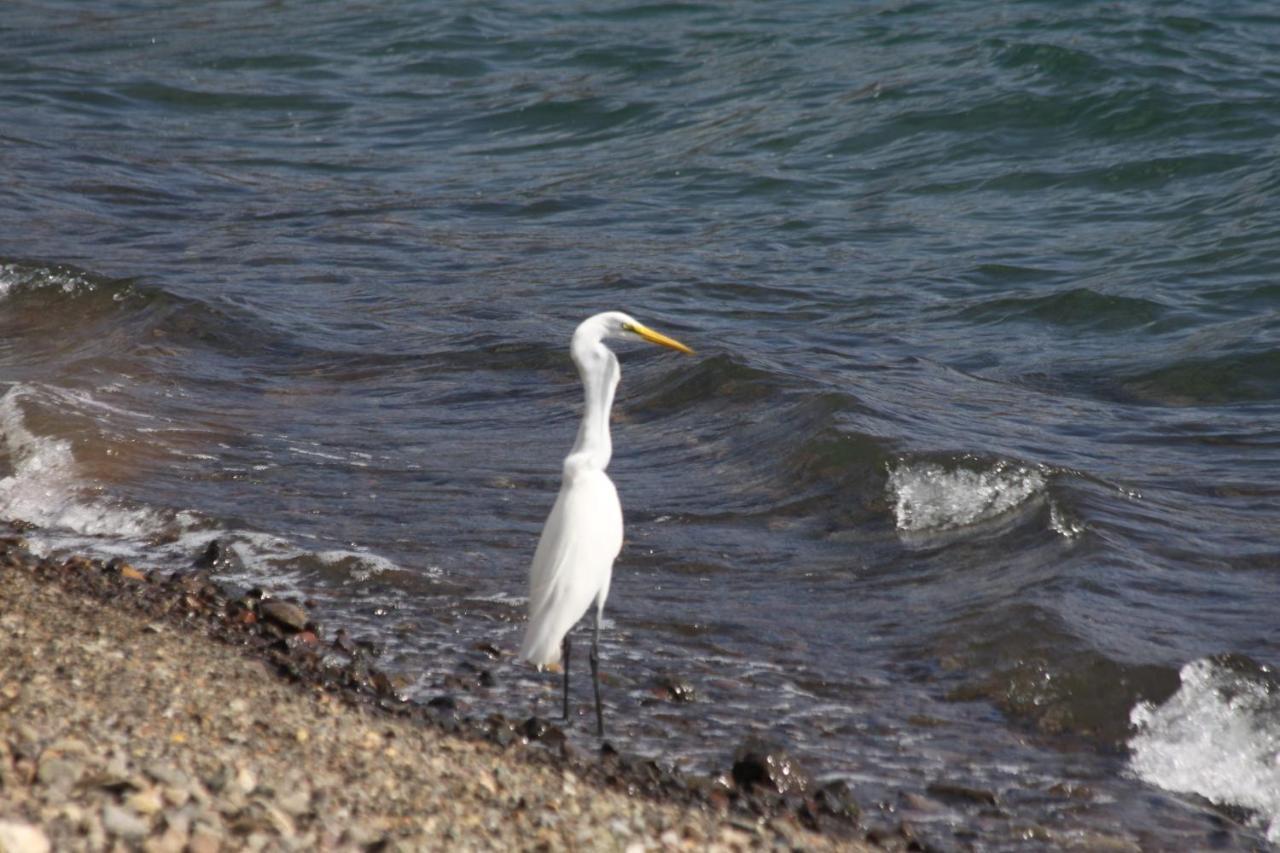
[520,313,626,666]
[519,312,691,674]
[520,463,622,665]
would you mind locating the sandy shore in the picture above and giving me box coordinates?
[0,535,873,852]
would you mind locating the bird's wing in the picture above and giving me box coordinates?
[520,469,622,666]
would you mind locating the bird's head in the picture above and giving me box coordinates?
[578,311,694,355]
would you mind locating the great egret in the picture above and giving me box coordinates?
[519,311,693,736]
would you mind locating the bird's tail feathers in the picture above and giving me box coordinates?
[519,623,564,667]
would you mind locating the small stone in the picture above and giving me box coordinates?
[102,803,149,840]
[188,824,223,853]
[276,788,311,818]
[162,785,191,808]
[35,756,82,795]
[46,737,90,756]
[235,766,257,795]
[260,600,308,632]
[142,822,189,853]
[0,820,50,853]
[127,787,165,816]
[144,762,189,789]
[120,564,146,581]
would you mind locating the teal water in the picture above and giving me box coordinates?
[3,1,1280,847]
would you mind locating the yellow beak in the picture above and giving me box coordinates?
[625,322,694,355]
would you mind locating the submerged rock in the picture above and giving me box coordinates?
[926,781,998,807]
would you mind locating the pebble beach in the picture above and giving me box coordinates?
[0,533,871,852]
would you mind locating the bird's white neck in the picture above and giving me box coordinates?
[567,336,620,473]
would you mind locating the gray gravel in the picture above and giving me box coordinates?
[0,559,861,852]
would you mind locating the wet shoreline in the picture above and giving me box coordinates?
[0,525,874,851]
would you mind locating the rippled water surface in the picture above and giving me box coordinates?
[4,1,1280,847]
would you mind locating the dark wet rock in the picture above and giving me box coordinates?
[651,674,697,703]
[519,716,566,748]
[1047,781,1094,800]
[427,695,457,713]
[926,781,998,806]
[333,629,358,655]
[369,670,395,696]
[484,715,517,748]
[896,818,956,853]
[193,539,243,572]
[477,669,496,688]
[183,571,220,594]
[260,600,308,633]
[104,559,146,582]
[472,642,502,659]
[731,737,811,795]
[0,535,29,552]
[62,556,93,572]
[898,791,946,813]
[810,779,860,822]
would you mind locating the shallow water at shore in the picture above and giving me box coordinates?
[3,1,1280,846]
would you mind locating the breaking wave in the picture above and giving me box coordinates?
[887,456,1049,533]
[1129,656,1280,843]
[0,383,400,583]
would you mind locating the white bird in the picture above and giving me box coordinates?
[519,311,693,736]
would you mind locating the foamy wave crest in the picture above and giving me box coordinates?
[0,261,101,301]
[887,457,1046,532]
[1129,656,1280,842]
[0,384,168,544]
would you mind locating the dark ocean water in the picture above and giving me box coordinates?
[3,1,1280,847]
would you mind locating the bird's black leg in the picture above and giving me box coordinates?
[590,608,604,737]
[561,635,571,722]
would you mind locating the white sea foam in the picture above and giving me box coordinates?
[0,262,98,300]
[1048,499,1085,539]
[0,384,405,587]
[315,549,401,581]
[1129,657,1280,842]
[887,458,1046,532]
[0,384,165,541]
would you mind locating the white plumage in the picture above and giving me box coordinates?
[518,311,692,735]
